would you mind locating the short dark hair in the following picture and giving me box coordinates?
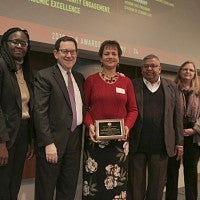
[143,54,160,62]
[98,40,122,58]
[54,36,77,51]
[0,27,30,71]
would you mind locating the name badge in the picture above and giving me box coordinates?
[116,87,125,94]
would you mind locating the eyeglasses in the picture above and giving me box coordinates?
[58,49,77,55]
[7,40,28,48]
[143,64,160,69]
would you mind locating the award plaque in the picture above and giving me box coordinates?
[95,119,125,140]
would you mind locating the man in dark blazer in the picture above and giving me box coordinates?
[34,36,85,200]
[128,54,184,200]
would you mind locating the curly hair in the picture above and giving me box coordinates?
[0,27,30,72]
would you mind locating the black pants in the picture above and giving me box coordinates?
[166,136,200,200]
[0,120,29,200]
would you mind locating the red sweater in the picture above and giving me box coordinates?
[84,73,138,130]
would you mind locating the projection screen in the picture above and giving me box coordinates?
[0,0,200,67]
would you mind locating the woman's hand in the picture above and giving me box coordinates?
[183,128,195,137]
[122,126,129,141]
[89,124,99,143]
[118,126,129,141]
[26,139,34,160]
[124,126,129,140]
[0,142,8,165]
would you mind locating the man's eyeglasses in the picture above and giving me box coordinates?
[7,40,28,48]
[143,64,160,69]
[58,49,77,55]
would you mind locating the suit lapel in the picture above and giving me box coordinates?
[52,65,71,107]
[10,71,22,110]
[72,71,84,102]
[161,78,171,115]
[135,78,144,119]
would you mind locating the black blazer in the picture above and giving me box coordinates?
[0,57,34,148]
[34,64,85,158]
[130,77,183,157]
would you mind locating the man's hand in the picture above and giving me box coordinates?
[26,139,34,160]
[175,146,183,161]
[45,143,58,164]
[0,142,8,165]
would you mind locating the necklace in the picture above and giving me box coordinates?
[100,72,119,83]
[15,68,25,84]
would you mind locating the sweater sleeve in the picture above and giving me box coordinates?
[83,76,94,127]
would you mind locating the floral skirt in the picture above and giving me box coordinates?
[83,137,129,200]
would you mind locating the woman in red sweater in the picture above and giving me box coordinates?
[82,40,138,200]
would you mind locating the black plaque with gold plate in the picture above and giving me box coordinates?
[95,119,125,140]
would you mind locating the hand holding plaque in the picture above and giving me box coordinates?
[95,119,125,140]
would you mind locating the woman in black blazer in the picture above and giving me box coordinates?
[0,27,34,200]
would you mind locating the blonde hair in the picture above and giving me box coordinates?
[175,61,200,94]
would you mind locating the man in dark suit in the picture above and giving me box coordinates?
[128,54,184,200]
[34,36,85,200]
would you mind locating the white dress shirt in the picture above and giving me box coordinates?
[143,77,161,93]
[58,64,83,126]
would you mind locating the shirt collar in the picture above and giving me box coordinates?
[57,63,71,74]
[143,76,161,86]
[143,76,161,93]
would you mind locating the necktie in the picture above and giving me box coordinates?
[67,71,77,131]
